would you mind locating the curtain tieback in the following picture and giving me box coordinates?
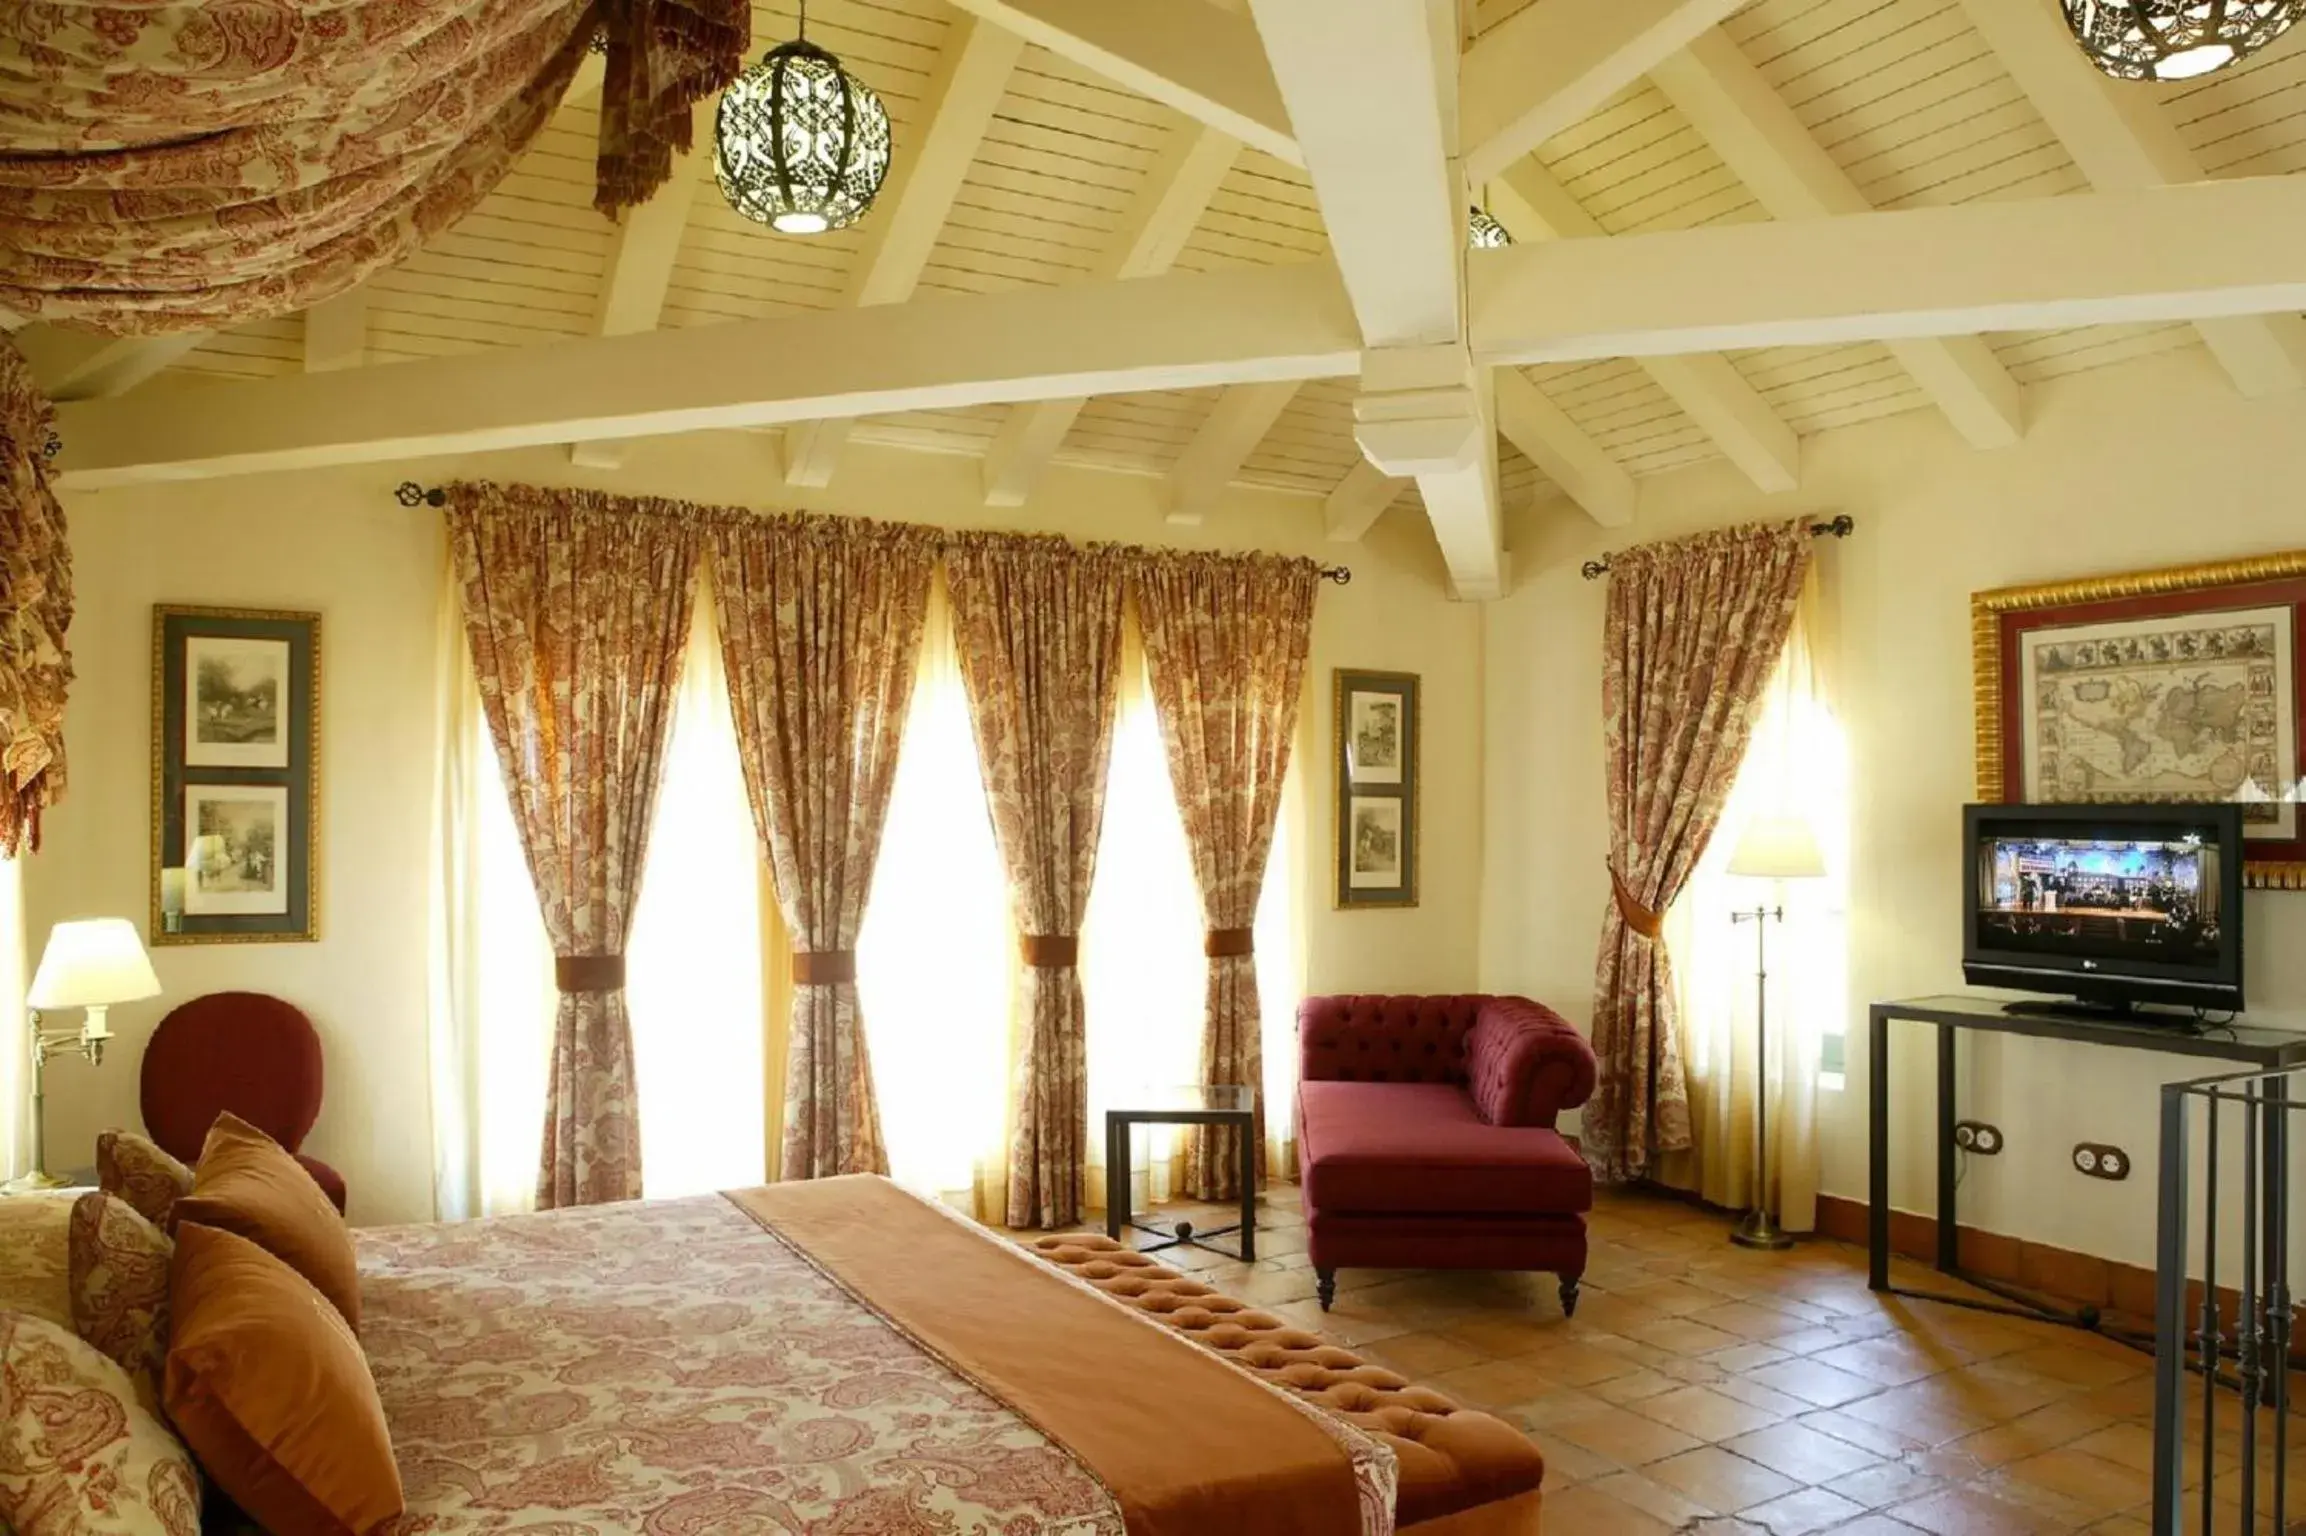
[1204,927,1256,959]
[792,949,858,986]
[1019,934,1079,969]
[555,954,627,993]
[1609,863,1665,941]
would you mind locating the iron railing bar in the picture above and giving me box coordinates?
[2154,1082,2188,1533]
[2241,1091,2260,1532]
[2204,1086,2220,1536]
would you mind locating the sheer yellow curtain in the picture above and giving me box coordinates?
[1659,573,1847,1230]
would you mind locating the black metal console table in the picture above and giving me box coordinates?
[1869,993,2306,1329]
[1105,1085,1257,1262]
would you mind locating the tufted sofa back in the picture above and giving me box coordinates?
[1299,994,1597,1129]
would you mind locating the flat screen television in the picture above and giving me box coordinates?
[1963,802,2245,1017]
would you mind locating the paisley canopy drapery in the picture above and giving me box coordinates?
[945,533,1127,1230]
[446,481,704,1208]
[1584,518,1814,1184]
[1131,551,1319,1202]
[0,0,745,333]
[0,344,69,856]
[710,514,937,1184]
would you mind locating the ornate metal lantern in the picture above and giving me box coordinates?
[1467,206,1513,250]
[2062,0,2305,80]
[714,5,892,235]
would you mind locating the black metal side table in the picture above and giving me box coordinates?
[1105,1085,1257,1261]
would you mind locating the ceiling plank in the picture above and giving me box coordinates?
[1955,0,2306,398]
[981,120,1238,506]
[1470,177,2306,363]
[785,18,1027,486]
[303,288,367,374]
[1493,367,1635,528]
[1251,0,1507,597]
[1652,29,2025,449]
[1162,379,1301,524]
[1463,0,1749,185]
[55,261,1361,489]
[1321,460,1409,542]
[943,0,1298,165]
[1487,160,1797,493]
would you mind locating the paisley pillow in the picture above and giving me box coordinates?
[0,1311,201,1536]
[67,1196,172,1417]
[94,1134,192,1234]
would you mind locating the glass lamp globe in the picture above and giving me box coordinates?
[2061,0,2304,80]
[715,38,892,235]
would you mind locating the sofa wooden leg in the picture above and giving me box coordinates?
[1558,1275,1581,1317]
[1316,1269,1337,1311]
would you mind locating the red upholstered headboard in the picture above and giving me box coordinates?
[140,991,325,1165]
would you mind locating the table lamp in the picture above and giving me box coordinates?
[4,919,161,1193]
[1726,814,1826,1251]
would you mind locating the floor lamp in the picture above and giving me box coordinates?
[1725,814,1825,1251]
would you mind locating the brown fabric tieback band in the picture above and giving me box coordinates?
[1609,864,1665,941]
[1019,934,1079,969]
[792,949,859,986]
[555,954,627,993]
[1204,927,1256,959]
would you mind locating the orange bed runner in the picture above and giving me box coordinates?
[726,1177,1366,1536]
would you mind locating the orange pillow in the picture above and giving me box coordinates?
[165,1222,403,1536]
[174,1113,359,1329]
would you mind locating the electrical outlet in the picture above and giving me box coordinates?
[2074,1142,2129,1181]
[1955,1120,2003,1155]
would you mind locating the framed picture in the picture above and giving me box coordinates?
[1334,670,1418,908]
[153,607,320,943]
[1972,550,2306,890]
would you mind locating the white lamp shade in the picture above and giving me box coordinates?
[28,919,162,1010]
[1727,814,1827,881]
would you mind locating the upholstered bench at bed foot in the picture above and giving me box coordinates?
[1024,1234,1544,1534]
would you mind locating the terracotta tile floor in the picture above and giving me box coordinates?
[1087,1181,2306,1535]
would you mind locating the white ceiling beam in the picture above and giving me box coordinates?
[1493,367,1635,528]
[1652,29,2025,449]
[786,18,1027,487]
[1321,460,1409,542]
[1250,0,1507,598]
[1487,161,1798,493]
[302,289,366,374]
[13,329,209,401]
[1470,176,2306,363]
[1162,379,1300,524]
[1463,0,1749,185]
[1955,0,2306,399]
[943,0,1297,165]
[55,261,1359,489]
[981,120,1238,506]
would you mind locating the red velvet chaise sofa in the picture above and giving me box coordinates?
[1296,994,1599,1315]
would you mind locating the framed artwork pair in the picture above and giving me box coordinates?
[1332,669,1419,909]
[151,606,321,943]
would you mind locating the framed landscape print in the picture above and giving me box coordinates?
[1334,669,1419,908]
[1973,550,2306,890]
[153,607,320,943]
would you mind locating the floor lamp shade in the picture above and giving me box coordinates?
[29,919,161,1012]
[1727,815,1826,881]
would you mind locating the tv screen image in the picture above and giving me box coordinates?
[1973,833,2223,967]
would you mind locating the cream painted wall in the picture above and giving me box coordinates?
[1480,345,2306,1271]
[34,433,1484,1225]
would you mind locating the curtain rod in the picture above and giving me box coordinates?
[394,481,1354,585]
[1579,515,1855,581]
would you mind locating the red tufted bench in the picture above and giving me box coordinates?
[1297,995,1597,1315]
[1024,1233,1544,1533]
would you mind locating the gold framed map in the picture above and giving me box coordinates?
[1974,550,2306,890]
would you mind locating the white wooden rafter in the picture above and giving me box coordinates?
[1321,459,1408,542]
[1162,379,1301,524]
[12,328,208,401]
[303,288,367,374]
[1650,29,2026,450]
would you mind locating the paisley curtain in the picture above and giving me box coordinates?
[0,343,69,856]
[446,481,703,1208]
[710,515,937,1183]
[1586,518,1814,1184]
[0,0,744,333]
[945,533,1126,1229]
[1131,552,1318,1201]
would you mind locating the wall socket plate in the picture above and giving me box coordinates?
[1953,1120,2004,1155]
[2074,1143,2130,1181]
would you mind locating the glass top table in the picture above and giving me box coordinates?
[1104,1085,1257,1260]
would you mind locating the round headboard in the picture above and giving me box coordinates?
[138,991,324,1164]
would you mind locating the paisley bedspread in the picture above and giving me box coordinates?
[356,1192,1393,1536]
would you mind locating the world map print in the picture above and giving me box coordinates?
[2021,606,2296,838]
